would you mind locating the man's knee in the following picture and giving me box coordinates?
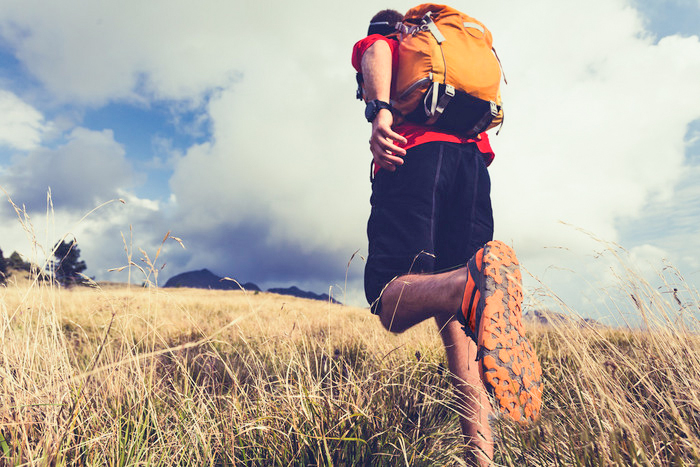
[378,310,404,333]
[377,298,410,333]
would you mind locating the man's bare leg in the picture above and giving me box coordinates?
[436,314,494,466]
[377,268,494,465]
[377,269,465,333]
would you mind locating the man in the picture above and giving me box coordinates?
[352,8,542,464]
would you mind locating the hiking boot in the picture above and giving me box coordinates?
[458,240,542,424]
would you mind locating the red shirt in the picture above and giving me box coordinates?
[352,34,495,166]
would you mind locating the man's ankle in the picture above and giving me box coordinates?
[452,267,469,312]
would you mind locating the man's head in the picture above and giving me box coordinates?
[367,9,403,36]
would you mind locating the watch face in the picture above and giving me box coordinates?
[365,101,377,122]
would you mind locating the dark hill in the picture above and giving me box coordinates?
[524,309,602,328]
[163,269,260,291]
[164,270,340,303]
[162,270,339,303]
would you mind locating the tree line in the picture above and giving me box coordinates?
[0,240,88,287]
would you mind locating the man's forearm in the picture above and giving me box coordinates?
[360,40,392,102]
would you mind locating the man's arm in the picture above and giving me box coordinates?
[361,40,407,171]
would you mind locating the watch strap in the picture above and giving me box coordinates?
[365,99,393,122]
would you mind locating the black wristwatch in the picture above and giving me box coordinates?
[365,100,393,122]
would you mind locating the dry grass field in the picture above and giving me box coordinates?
[2,251,700,466]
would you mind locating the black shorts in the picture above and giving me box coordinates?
[364,141,494,314]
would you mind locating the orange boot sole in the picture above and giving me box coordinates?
[460,240,543,424]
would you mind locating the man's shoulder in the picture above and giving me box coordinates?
[353,34,398,52]
[352,35,398,71]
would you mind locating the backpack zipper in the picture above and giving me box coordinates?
[396,75,433,101]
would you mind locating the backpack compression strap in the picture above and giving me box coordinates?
[424,83,454,124]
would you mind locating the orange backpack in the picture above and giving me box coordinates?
[391,4,504,135]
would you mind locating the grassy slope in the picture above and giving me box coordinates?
[1,267,700,466]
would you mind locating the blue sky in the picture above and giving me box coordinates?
[633,0,700,38]
[0,0,699,320]
[82,101,210,198]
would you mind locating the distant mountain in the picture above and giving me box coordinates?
[524,309,602,328]
[163,269,260,291]
[163,269,339,303]
[267,286,340,304]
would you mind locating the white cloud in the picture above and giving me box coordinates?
[629,244,669,274]
[485,1,700,256]
[0,1,358,107]
[0,90,45,150]
[3,127,136,211]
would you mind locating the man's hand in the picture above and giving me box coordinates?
[370,109,408,171]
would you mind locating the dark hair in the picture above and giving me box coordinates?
[367,9,403,36]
